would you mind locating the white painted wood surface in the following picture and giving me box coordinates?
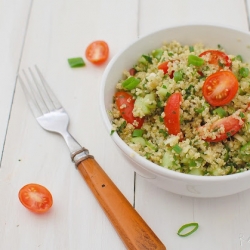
[0,0,250,249]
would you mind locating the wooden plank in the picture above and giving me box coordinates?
[0,0,32,160]
[0,0,139,249]
[135,0,250,250]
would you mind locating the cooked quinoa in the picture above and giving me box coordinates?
[110,41,250,176]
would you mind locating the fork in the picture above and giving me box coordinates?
[18,66,166,250]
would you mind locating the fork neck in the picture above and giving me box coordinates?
[61,131,93,166]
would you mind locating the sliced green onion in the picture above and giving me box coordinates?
[122,77,140,90]
[68,57,86,67]
[188,55,204,66]
[174,70,183,82]
[152,49,164,61]
[213,107,227,118]
[172,144,182,154]
[132,129,144,137]
[177,222,199,237]
[239,67,249,78]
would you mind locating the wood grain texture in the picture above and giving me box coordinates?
[78,158,166,250]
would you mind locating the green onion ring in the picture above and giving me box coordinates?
[177,222,199,237]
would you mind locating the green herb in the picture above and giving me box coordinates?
[188,55,204,66]
[213,107,227,118]
[165,92,171,98]
[152,49,163,61]
[239,67,249,78]
[157,100,163,108]
[117,121,127,133]
[194,106,205,114]
[189,46,194,52]
[218,60,225,68]
[217,44,223,50]
[172,144,182,154]
[122,77,140,90]
[174,70,183,82]
[110,130,115,135]
[68,57,86,67]
[234,55,243,62]
[185,85,194,96]
[159,129,168,137]
[159,116,164,122]
[168,52,174,57]
[132,129,144,137]
[239,112,245,118]
[177,222,199,237]
[142,55,153,64]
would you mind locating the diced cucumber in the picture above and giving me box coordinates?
[188,168,204,176]
[161,151,174,168]
[144,93,156,109]
[134,93,156,116]
[131,137,146,147]
[158,87,170,100]
[240,142,250,161]
[134,97,151,115]
[145,140,158,151]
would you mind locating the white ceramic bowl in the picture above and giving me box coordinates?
[100,24,250,198]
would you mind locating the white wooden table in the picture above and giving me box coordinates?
[1,0,250,249]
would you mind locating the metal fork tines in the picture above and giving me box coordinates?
[18,65,92,165]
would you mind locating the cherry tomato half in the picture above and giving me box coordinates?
[85,40,109,65]
[198,115,244,142]
[19,183,53,213]
[115,91,144,128]
[199,50,232,68]
[164,92,182,135]
[158,61,175,78]
[202,71,238,106]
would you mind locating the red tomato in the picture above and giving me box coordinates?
[199,50,232,68]
[158,61,175,78]
[164,92,182,135]
[19,183,53,213]
[115,91,144,128]
[85,40,109,65]
[202,71,238,106]
[198,115,244,142]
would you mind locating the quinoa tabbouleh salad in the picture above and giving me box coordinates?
[110,41,250,176]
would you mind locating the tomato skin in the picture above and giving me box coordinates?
[199,115,244,142]
[164,92,182,135]
[158,61,175,78]
[19,183,53,213]
[129,68,137,76]
[85,40,109,65]
[115,91,144,128]
[202,71,238,106]
[199,50,232,68]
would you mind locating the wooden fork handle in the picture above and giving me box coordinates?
[77,158,166,250]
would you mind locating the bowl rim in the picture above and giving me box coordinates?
[100,23,250,183]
